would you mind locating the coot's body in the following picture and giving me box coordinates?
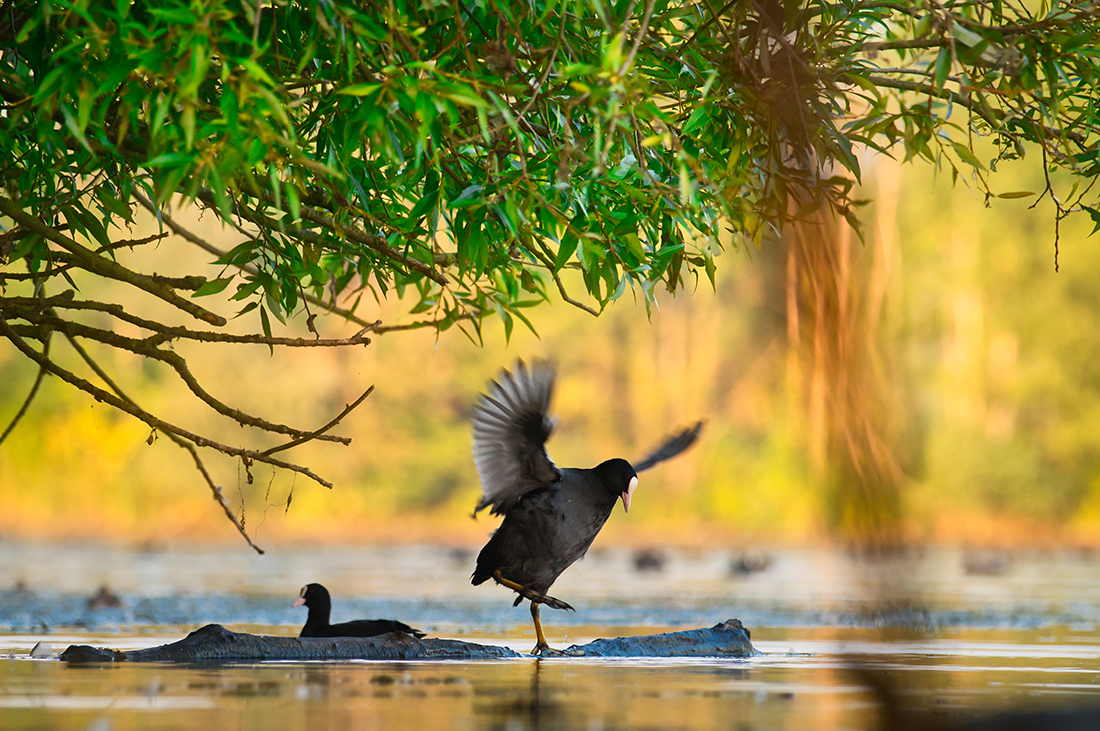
[469,360,701,652]
[293,583,425,639]
[471,460,635,599]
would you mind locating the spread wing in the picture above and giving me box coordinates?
[632,420,704,472]
[472,360,563,516]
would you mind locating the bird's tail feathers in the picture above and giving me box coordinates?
[633,420,705,473]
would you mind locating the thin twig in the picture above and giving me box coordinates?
[62,332,264,553]
[214,188,449,286]
[263,385,374,456]
[0,332,50,447]
[621,0,658,75]
[527,246,600,316]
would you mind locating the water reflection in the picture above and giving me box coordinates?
[0,656,862,731]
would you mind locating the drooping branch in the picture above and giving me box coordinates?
[2,305,356,444]
[61,331,264,554]
[0,314,338,490]
[0,196,227,326]
[3,293,379,347]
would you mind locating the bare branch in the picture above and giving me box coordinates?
[263,385,375,456]
[3,306,353,444]
[0,314,336,489]
[3,294,379,347]
[62,332,264,553]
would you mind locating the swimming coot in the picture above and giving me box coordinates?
[293,583,425,639]
[470,360,702,654]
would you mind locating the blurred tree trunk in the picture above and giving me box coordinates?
[785,167,906,549]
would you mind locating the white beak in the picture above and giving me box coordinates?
[621,475,638,513]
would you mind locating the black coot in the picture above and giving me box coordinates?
[470,360,702,654]
[293,583,425,639]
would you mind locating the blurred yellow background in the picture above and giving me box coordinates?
[3,152,1100,549]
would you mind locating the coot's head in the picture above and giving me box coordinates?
[292,582,330,609]
[594,458,639,513]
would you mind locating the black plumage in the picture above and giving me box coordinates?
[470,360,702,653]
[293,583,425,639]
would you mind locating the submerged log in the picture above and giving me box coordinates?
[61,624,521,663]
[562,619,757,658]
[60,618,756,663]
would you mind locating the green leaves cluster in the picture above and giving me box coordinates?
[3,0,1100,330]
[4,0,1100,548]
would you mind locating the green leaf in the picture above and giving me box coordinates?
[193,277,234,297]
[996,191,1035,199]
[409,186,439,221]
[149,6,196,24]
[951,140,986,170]
[1087,207,1100,235]
[933,47,951,92]
[339,83,382,97]
[286,183,300,223]
[555,233,579,271]
[951,24,984,48]
[241,59,275,88]
[682,106,708,135]
[221,88,239,131]
[259,306,273,354]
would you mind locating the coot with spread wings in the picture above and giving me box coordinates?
[470,360,702,654]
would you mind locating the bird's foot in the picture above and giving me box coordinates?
[492,571,575,611]
[536,592,574,612]
[530,642,566,657]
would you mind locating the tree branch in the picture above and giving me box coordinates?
[2,293,379,347]
[866,73,998,125]
[0,313,336,489]
[0,196,228,326]
[3,306,353,444]
[865,74,1088,148]
[62,331,264,553]
[262,385,375,456]
[527,245,600,317]
[206,188,450,287]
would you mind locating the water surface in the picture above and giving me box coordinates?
[2,543,1099,729]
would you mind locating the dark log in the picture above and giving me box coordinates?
[560,619,757,657]
[60,618,756,663]
[61,623,521,663]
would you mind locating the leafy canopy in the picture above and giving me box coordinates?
[2,0,1099,547]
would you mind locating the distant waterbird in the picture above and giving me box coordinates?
[293,583,425,639]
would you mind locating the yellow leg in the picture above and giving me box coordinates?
[491,570,575,611]
[492,570,528,594]
[531,602,550,654]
